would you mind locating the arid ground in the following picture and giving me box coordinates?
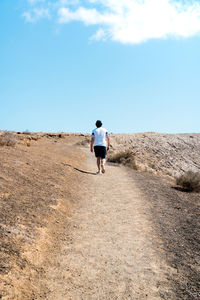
[0,133,199,299]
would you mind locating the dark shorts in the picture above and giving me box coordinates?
[94,146,107,159]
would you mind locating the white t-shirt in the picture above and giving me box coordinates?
[92,127,108,147]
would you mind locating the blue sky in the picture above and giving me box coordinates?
[1,0,200,133]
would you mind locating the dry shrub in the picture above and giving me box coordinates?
[0,132,17,147]
[30,136,40,141]
[76,138,90,146]
[176,171,200,192]
[107,150,137,170]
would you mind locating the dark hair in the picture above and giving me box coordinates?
[96,120,102,128]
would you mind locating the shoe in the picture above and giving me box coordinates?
[101,164,105,173]
[97,170,102,175]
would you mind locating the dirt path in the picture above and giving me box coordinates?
[1,136,199,299]
[44,149,175,300]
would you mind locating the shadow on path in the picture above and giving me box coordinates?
[171,186,191,193]
[63,163,97,175]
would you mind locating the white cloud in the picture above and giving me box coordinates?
[58,0,200,43]
[22,8,50,22]
[58,7,114,24]
[90,28,107,41]
[24,0,200,44]
[22,0,79,23]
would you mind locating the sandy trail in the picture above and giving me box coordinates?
[1,136,199,299]
[44,148,174,300]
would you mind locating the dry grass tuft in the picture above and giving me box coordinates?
[76,138,90,146]
[176,171,200,192]
[0,132,17,147]
[107,150,137,170]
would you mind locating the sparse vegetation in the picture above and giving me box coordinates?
[107,150,137,170]
[176,171,200,192]
[111,133,200,177]
[0,132,17,147]
[76,138,90,146]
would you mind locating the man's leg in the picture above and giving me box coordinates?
[97,157,101,171]
[101,158,105,173]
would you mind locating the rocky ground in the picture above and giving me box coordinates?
[109,133,200,177]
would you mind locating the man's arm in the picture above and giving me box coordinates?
[90,137,95,152]
[106,136,110,151]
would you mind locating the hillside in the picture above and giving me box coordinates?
[0,131,199,300]
[0,132,85,299]
[109,133,200,177]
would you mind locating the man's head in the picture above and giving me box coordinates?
[96,120,102,128]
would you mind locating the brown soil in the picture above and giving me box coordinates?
[0,134,199,299]
[0,134,86,299]
[125,168,200,299]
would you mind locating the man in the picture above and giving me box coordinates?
[90,120,110,174]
